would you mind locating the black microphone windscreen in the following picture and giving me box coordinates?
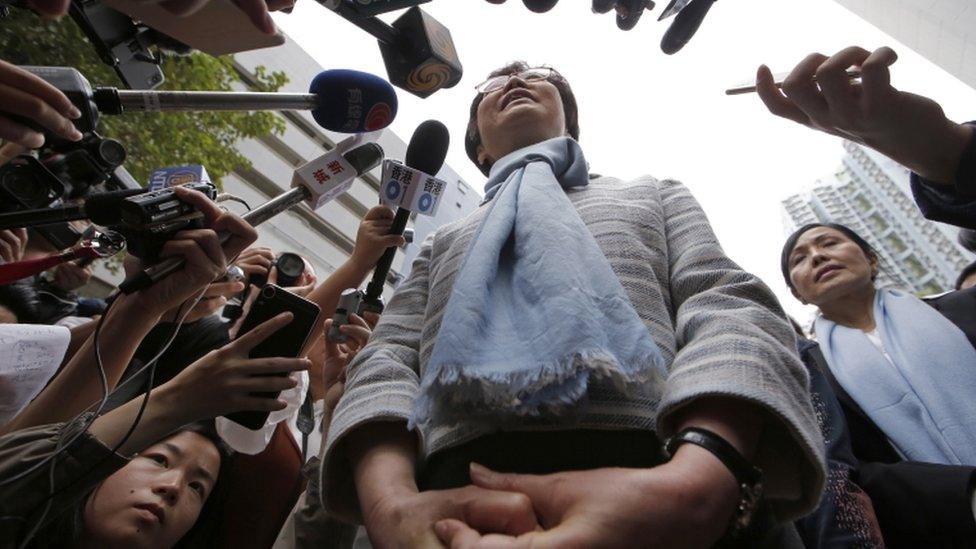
[523,0,559,12]
[343,143,384,175]
[85,188,147,225]
[405,120,450,176]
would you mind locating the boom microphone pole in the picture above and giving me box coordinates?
[20,66,398,134]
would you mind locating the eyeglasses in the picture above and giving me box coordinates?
[474,67,556,94]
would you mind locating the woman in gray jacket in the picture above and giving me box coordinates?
[320,62,826,548]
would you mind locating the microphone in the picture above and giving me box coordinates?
[118,141,384,294]
[0,188,147,230]
[361,120,449,311]
[20,66,398,134]
[321,4,462,99]
[523,0,560,12]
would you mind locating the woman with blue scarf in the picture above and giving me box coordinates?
[319,62,826,548]
[782,222,976,548]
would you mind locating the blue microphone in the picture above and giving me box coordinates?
[309,69,398,132]
[59,67,401,133]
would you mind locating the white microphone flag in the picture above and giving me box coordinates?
[379,159,446,216]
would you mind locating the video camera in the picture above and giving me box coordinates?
[0,132,136,248]
[115,181,217,259]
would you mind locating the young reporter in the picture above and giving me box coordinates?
[321,62,825,548]
[0,312,309,547]
[1,186,257,435]
[755,45,976,230]
[782,222,976,548]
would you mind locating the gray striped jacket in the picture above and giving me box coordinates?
[321,175,826,520]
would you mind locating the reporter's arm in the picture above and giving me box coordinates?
[0,415,129,541]
[1,293,163,435]
[305,205,405,341]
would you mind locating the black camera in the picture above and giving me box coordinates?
[116,181,217,259]
[248,251,306,288]
[0,133,134,249]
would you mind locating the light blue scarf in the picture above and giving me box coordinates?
[410,137,666,429]
[815,288,976,465]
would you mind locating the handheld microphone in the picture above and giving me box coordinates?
[361,120,449,312]
[0,188,147,230]
[523,0,560,12]
[20,66,398,134]
[321,4,462,98]
[118,141,384,294]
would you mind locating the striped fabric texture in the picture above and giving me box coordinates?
[321,175,826,520]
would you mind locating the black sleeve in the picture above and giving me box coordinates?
[857,461,976,549]
[105,315,230,409]
[910,121,976,230]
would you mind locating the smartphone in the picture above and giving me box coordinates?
[223,284,320,430]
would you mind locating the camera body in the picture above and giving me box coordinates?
[328,287,363,343]
[116,181,217,259]
[0,133,134,249]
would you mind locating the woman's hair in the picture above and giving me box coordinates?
[465,61,580,177]
[0,282,40,323]
[780,223,879,291]
[31,421,233,549]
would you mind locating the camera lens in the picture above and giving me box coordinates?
[261,286,277,299]
[94,138,126,168]
[275,252,305,287]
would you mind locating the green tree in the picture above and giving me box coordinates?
[0,8,287,186]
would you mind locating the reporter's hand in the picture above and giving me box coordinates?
[0,228,27,264]
[163,312,310,420]
[26,0,287,34]
[757,46,974,185]
[310,317,360,407]
[436,445,738,549]
[235,246,275,281]
[51,261,93,291]
[128,186,257,316]
[363,484,539,549]
[350,205,406,271]
[169,279,246,323]
[0,60,83,148]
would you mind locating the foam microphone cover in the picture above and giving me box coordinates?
[523,0,559,12]
[309,70,398,133]
[85,188,147,225]
[342,143,384,175]
[405,120,450,175]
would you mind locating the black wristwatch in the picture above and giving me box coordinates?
[664,427,764,538]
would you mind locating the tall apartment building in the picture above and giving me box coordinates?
[93,35,479,295]
[832,0,976,90]
[781,141,973,295]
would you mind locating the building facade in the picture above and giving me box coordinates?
[781,141,973,295]
[832,0,976,90]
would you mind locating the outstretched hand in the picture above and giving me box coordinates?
[756,46,974,185]
[25,0,290,34]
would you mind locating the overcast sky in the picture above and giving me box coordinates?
[274,0,976,322]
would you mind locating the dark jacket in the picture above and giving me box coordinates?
[0,414,129,548]
[814,288,976,549]
[794,339,885,549]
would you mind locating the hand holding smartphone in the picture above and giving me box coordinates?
[223,284,320,430]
